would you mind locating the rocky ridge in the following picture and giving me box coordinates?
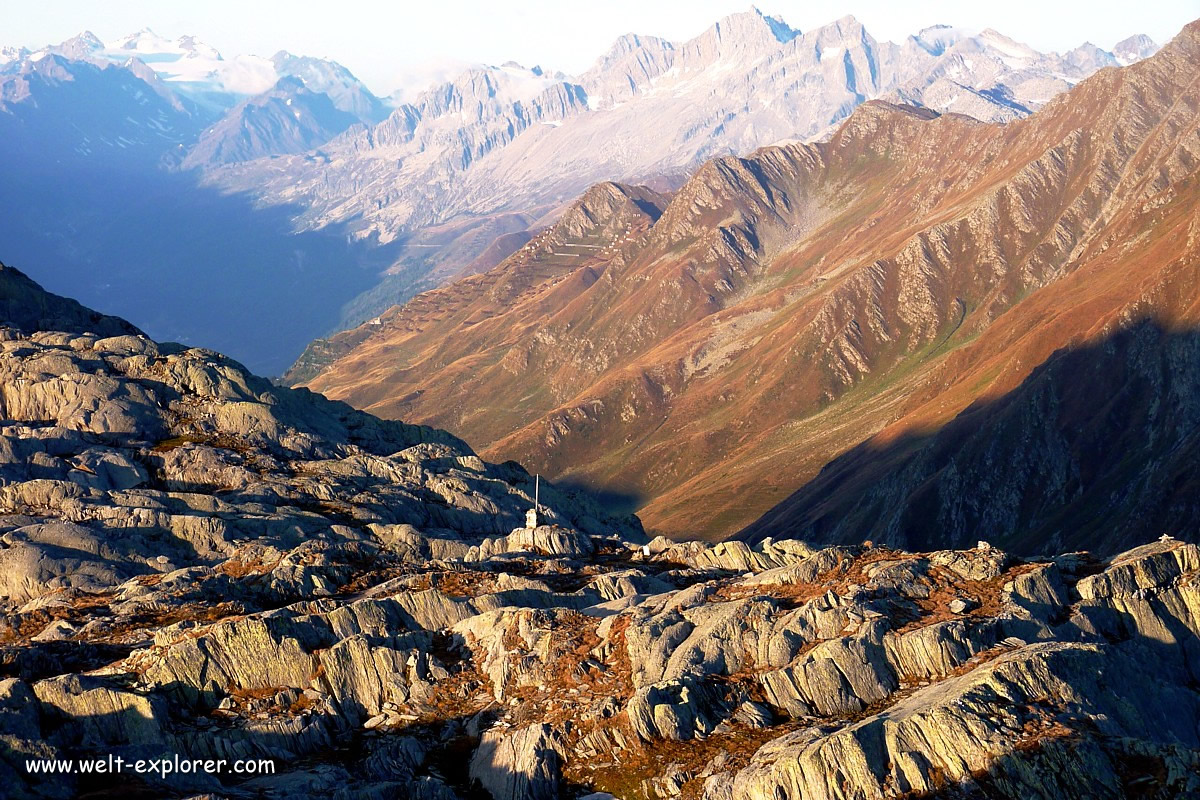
[181,77,363,168]
[3,271,1200,800]
[296,19,1200,548]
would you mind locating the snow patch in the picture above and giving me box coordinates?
[492,63,559,104]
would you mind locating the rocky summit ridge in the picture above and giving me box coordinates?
[2,268,1200,799]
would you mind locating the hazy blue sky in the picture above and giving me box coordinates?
[4,0,1198,94]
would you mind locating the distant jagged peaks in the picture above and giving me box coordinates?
[714,5,800,45]
[182,74,363,167]
[410,60,580,123]
[110,29,225,68]
[49,30,104,60]
[176,34,222,60]
[29,25,557,122]
[113,26,172,51]
[3,14,1166,119]
[911,25,969,56]
[500,60,544,77]
[214,11,1164,252]
[270,50,387,123]
[0,44,31,65]
[974,28,1042,65]
[682,6,802,65]
[13,29,380,116]
[1113,33,1161,64]
[0,52,201,161]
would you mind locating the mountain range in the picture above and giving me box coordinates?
[204,10,1161,330]
[228,10,1159,243]
[0,11,1159,373]
[293,19,1200,553]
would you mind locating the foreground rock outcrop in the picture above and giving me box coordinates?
[2,269,1199,799]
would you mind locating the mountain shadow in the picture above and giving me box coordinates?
[739,319,1200,557]
[0,158,402,376]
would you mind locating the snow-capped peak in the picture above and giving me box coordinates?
[45,31,104,61]
[114,27,176,53]
[1112,34,1159,66]
[112,29,225,63]
[976,28,1040,69]
[913,25,969,56]
[57,30,272,104]
[0,45,30,65]
[177,35,222,61]
[710,6,799,48]
[66,31,104,50]
[490,62,562,102]
[384,58,473,105]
